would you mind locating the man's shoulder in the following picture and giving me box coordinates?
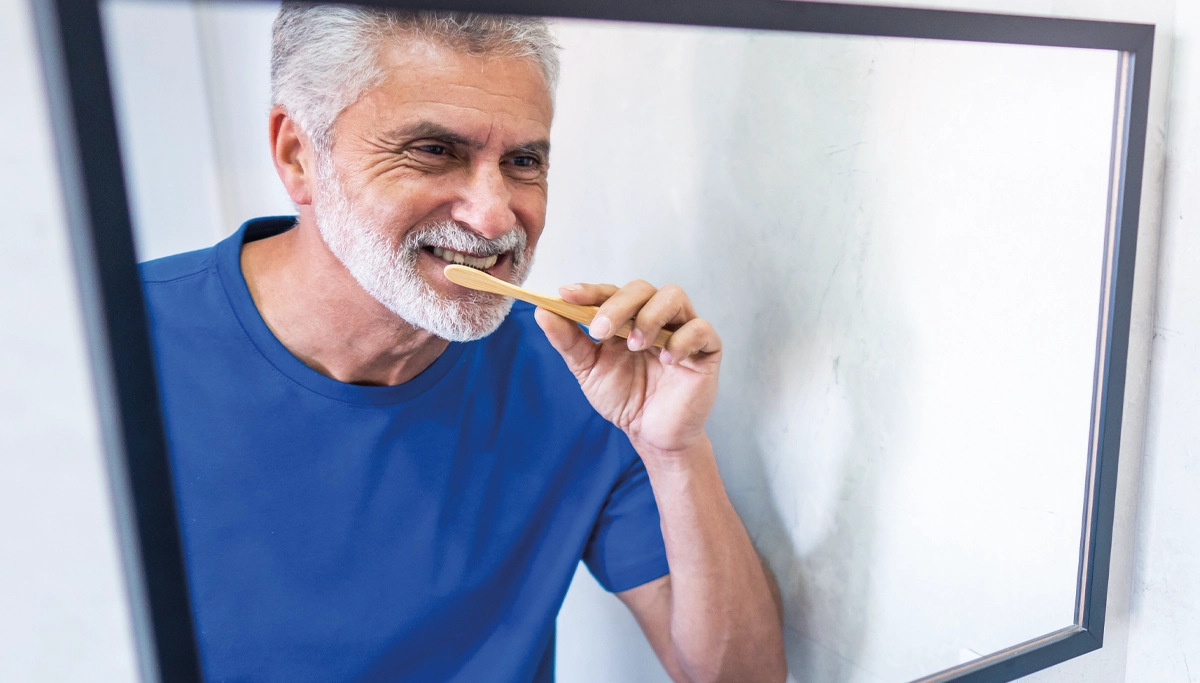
[138,243,232,335]
[140,245,218,286]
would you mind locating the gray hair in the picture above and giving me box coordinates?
[271,4,560,153]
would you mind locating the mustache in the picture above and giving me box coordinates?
[402,221,527,257]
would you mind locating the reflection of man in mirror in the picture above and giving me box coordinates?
[141,5,784,681]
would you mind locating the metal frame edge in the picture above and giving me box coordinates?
[29,0,203,680]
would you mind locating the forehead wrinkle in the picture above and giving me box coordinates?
[371,95,547,122]
[380,84,549,116]
[377,41,549,95]
[436,81,548,104]
[483,119,495,149]
[379,101,551,137]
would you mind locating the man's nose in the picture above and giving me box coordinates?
[450,163,517,240]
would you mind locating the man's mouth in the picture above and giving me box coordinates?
[427,246,500,271]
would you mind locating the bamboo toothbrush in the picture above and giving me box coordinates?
[443,264,674,349]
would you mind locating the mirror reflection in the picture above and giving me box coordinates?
[102,2,1119,681]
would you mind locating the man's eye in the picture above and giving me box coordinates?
[511,156,538,168]
[417,145,448,155]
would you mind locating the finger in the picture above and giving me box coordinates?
[534,306,599,378]
[629,284,695,352]
[558,282,619,307]
[589,279,658,342]
[660,318,721,366]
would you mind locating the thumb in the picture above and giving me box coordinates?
[534,307,598,378]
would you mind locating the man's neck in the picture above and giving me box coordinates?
[240,218,449,387]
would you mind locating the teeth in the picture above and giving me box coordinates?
[431,246,499,271]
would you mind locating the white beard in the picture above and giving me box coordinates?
[311,160,533,342]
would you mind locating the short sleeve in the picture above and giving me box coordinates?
[581,438,670,593]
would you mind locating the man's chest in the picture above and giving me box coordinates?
[170,400,613,680]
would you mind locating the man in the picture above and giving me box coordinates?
[143,5,785,682]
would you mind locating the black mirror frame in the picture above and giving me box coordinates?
[31,0,1153,681]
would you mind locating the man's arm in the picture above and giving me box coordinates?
[534,281,787,683]
[616,438,786,683]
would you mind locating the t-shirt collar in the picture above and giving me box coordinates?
[215,216,467,406]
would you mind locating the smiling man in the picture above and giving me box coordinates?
[141,5,785,682]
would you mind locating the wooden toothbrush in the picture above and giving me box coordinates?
[443,264,674,349]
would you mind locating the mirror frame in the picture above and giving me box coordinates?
[31,0,1153,681]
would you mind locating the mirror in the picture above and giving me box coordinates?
[86,0,1136,680]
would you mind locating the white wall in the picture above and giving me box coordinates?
[536,21,1117,683]
[811,4,1178,682]
[0,0,140,680]
[1124,0,1200,679]
[101,0,241,259]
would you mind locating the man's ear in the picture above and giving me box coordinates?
[269,105,316,207]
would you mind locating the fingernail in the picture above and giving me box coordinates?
[660,349,674,365]
[589,315,611,338]
[561,283,583,292]
[628,329,644,351]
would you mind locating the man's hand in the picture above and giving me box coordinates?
[535,280,787,683]
[533,280,721,458]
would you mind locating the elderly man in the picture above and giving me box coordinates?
[142,5,784,682]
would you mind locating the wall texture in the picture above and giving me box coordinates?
[1124,1,1200,679]
[535,21,1116,683]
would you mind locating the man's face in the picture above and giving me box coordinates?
[311,38,554,340]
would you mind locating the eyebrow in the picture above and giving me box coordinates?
[512,139,551,158]
[388,120,550,158]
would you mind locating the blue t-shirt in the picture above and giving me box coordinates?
[141,217,669,683]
